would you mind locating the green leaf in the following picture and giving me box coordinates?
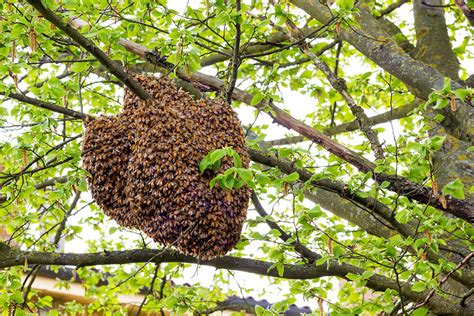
[232,151,242,168]
[429,135,446,151]
[333,245,344,257]
[453,88,471,101]
[210,177,218,189]
[238,169,253,182]
[255,305,266,315]
[251,92,265,105]
[442,77,451,92]
[361,270,374,279]
[210,149,227,163]
[70,62,90,73]
[338,0,355,10]
[78,178,88,192]
[199,159,210,174]
[276,263,284,277]
[412,307,429,316]
[434,97,449,109]
[282,172,299,183]
[300,70,312,79]
[346,273,360,281]
[442,179,465,199]
[306,205,323,219]
[380,181,390,189]
[11,291,24,304]
[395,209,411,224]
[256,173,271,185]
[385,244,397,257]
[412,282,427,292]
[222,175,235,189]
[433,113,445,123]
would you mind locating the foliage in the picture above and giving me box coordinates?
[0,0,473,315]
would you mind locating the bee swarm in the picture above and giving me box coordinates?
[82,75,250,260]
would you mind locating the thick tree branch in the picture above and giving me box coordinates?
[303,189,399,238]
[376,18,416,55]
[0,248,470,314]
[261,100,419,147]
[26,0,151,100]
[264,104,474,222]
[34,176,69,190]
[377,0,411,17]
[413,0,459,80]
[2,92,89,120]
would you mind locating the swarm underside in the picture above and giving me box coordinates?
[82,75,250,260]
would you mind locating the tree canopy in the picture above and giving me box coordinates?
[0,0,473,315]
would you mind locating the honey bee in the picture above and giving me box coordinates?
[82,75,250,259]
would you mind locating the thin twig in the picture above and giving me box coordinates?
[52,191,81,247]
[135,263,160,316]
[251,191,319,263]
[411,252,474,311]
[226,0,242,103]
[329,41,342,127]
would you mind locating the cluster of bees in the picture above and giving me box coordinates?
[82,75,250,260]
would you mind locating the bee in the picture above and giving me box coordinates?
[82,75,251,259]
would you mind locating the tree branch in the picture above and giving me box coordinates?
[261,100,419,147]
[377,0,411,17]
[0,248,470,314]
[284,18,385,160]
[2,92,89,120]
[226,0,242,103]
[52,191,81,247]
[200,25,326,67]
[33,176,69,190]
[26,0,151,100]
[201,32,289,67]
[454,0,474,26]
[255,41,339,69]
[251,192,319,262]
[411,252,474,312]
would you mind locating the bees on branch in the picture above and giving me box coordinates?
[82,75,250,260]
